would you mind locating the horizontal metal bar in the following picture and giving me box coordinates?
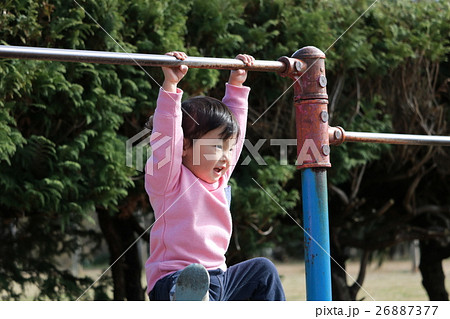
[345,131,450,146]
[329,127,450,146]
[0,45,286,72]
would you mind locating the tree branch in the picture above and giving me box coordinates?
[350,250,370,300]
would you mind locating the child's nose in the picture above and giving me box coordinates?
[220,150,231,162]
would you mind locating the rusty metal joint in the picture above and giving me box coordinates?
[277,56,306,78]
[328,126,346,146]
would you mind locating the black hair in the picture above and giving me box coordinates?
[181,96,240,147]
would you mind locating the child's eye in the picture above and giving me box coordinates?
[215,145,223,150]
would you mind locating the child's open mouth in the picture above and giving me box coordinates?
[214,167,224,173]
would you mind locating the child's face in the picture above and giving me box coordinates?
[182,126,236,184]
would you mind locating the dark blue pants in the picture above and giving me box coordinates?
[149,257,286,301]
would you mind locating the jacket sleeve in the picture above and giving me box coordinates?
[145,88,184,195]
[222,83,250,179]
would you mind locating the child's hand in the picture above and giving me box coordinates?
[162,51,188,92]
[228,54,255,87]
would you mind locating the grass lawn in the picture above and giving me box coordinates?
[276,259,450,301]
[13,258,450,300]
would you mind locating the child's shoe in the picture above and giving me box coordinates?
[174,263,210,301]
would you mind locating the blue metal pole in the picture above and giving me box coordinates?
[301,168,332,300]
[290,46,332,301]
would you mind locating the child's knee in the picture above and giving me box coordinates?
[253,257,278,273]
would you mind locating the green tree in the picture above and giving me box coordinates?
[1,0,135,300]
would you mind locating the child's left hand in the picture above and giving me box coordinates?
[229,54,255,86]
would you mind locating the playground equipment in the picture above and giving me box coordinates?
[2,44,450,301]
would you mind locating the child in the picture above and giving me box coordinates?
[145,51,285,301]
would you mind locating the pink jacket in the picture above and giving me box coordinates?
[144,84,250,293]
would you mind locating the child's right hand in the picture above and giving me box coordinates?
[162,51,188,93]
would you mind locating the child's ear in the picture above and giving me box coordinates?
[182,138,189,157]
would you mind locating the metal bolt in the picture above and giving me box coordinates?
[320,111,329,123]
[322,145,330,156]
[294,61,302,72]
[334,129,342,140]
[318,75,327,88]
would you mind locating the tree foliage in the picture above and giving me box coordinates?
[1,0,136,300]
[1,0,449,300]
